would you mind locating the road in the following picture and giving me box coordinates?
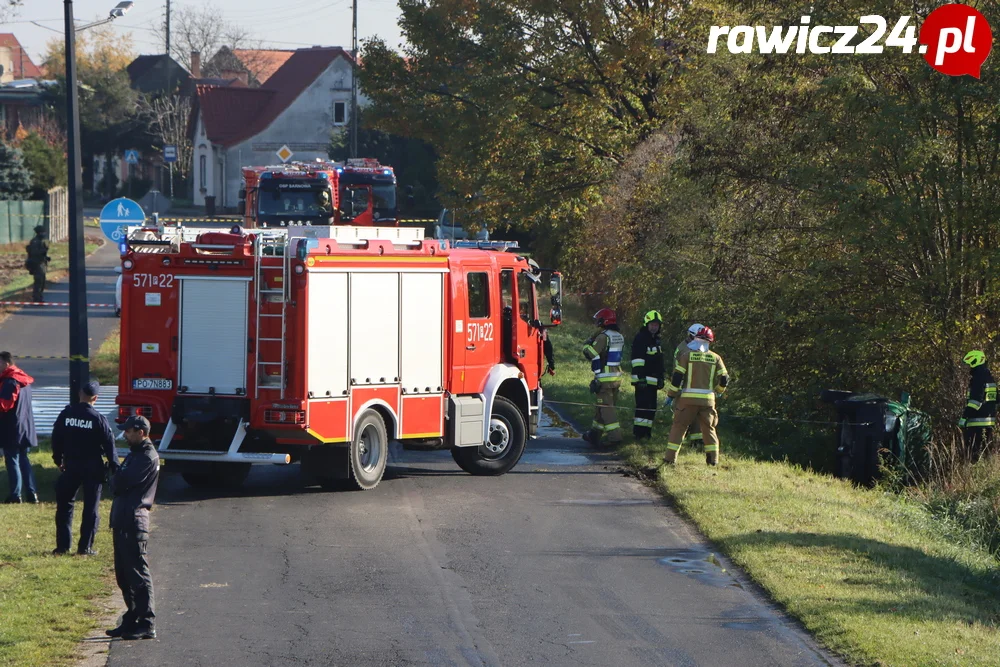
[0,234,119,389]
[106,416,836,667]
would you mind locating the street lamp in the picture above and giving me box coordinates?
[63,0,133,404]
[34,2,133,33]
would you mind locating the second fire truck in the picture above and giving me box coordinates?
[115,224,562,490]
[239,158,398,228]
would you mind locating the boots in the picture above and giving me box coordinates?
[706,451,718,466]
[663,448,678,465]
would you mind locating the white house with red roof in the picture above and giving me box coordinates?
[189,46,358,209]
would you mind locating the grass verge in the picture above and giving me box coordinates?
[542,301,1000,666]
[0,440,115,667]
[0,240,102,302]
[91,323,121,386]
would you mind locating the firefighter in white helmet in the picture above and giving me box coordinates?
[660,326,729,466]
[581,308,625,446]
[673,323,705,448]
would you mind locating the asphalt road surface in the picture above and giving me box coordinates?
[106,416,837,667]
[0,235,120,388]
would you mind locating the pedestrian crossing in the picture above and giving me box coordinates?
[30,386,118,437]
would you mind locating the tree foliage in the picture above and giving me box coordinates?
[159,3,267,80]
[0,140,33,201]
[15,131,67,199]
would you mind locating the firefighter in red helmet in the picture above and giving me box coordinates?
[581,308,625,446]
[660,326,729,466]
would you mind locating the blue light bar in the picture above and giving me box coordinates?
[260,172,272,179]
[119,242,128,255]
[318,172,329,179]
[452,240,519,251]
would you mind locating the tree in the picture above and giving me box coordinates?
[159,3,268,81]
[16,131,67,199]
[42,27,143,196]
[329,110,440,215]
[0,140,33,201]
[0,0,22,23]
[358,0,715,259]
[137,93,193,192]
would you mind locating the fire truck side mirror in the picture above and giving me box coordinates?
[549,307,562,326]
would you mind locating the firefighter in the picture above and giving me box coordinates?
[25,225,50,302]
[51,381,118,555]
[581,308,625,446]
[673,323,706,448]
[660,326,729,466]
[960,350,997,463]
[631,310,665,440]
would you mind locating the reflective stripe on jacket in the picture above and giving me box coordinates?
[583,329,625,382]
[667,348,729,404]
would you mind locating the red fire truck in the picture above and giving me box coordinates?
[239,158,398,228]
[115,224,562,490]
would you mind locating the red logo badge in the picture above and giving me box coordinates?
[920,4,993,78]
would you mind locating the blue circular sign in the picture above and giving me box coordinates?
[99,198,145,244]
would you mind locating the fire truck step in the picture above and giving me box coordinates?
[259,289,284,294]
[258,361,282,365]
[259,384,282,389]
[258,337,283,342]
[259,314,282,318]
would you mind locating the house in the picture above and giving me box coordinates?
[0,34,42,83]
[126,54,191,95]
[189,46,358,209]
[204,46,295,87]
[0,79,46,140]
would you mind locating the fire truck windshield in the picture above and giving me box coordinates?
[257,180,334,220]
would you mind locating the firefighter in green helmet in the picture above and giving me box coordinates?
[960,350,996,463]
[630,310,664,440]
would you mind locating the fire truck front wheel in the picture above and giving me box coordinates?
[348,410,389,490]
[451,397,527,476]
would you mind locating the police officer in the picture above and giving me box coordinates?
[51,381,117,555]
[582,308,625,446]
[25,225,50,302]
[631,310,665,440]
[106,415,159,641]
[960,350,997,463]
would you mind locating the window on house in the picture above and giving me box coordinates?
[199,155,206,189]
[334,102,346,125]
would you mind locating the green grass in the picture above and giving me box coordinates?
[0,241,102,301]
[91,324,121,386]
[0,440,115,667]
[543,300,1000,666]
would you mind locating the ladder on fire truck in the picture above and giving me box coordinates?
[253,232,290,398]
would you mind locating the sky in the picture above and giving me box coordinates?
[4,0,406,67]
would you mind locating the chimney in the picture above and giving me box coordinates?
[221,69,249,86]
[191,50,201,78]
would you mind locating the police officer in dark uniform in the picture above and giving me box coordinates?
[25,225,50,302]
[106,415,159,640]
[51,381,117,555]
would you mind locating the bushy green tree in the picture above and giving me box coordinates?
[0,141,33,201]
[19,132,67,199]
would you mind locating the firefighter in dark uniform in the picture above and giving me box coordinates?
[106,415,159,641]
[631,310,664,440]
[25,225,50,302]
[960,350,997,463]
[582,308,625,446]
[51,381,118,555]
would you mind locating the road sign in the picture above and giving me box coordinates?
[276,145,293,163]
[125,149,140,164]
[163,145,177,163]
[99,197,145,244]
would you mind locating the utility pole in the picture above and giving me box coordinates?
[165,0,171,56]
[64,0,90,404]
[350,0,358,158]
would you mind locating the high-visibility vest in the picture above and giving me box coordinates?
[583,330,625,382]
[667,348,728,404]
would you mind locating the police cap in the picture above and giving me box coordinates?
[117,415,151,433]
[82,380,100,396]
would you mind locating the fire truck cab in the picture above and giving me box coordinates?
[115,224,562,490]
[240,158,397,229]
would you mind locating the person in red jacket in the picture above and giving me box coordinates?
[0,351,39,503]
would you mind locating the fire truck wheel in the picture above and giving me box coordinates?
[216,463,252,489]
[181,471,214,488]
[349,410,389,490]
[451,397,527,476]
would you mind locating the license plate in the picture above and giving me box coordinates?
[133,378,172,390]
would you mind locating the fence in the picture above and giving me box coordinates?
[0,186,68,245]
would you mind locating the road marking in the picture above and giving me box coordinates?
[30,386,117,436]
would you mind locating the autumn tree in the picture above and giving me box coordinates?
[159,3,268,81]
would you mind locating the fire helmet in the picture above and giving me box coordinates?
[686,323,705,339]
[964,350,987,368]
[695,326,715,343]
[593,308,617,327]
[643,310,663,326]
